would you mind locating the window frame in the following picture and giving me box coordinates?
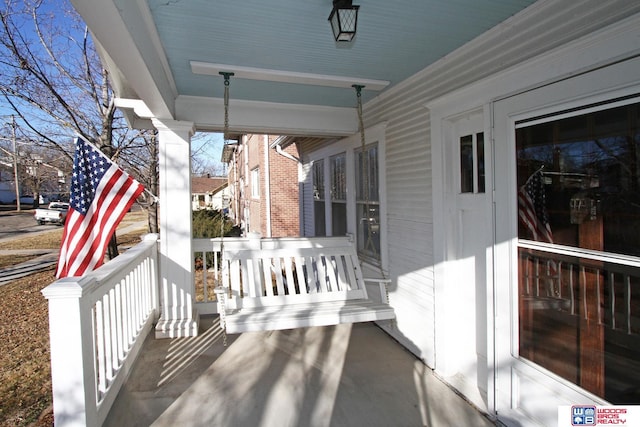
[250,167,260,199]
[306,122,388,270]
[512,95,640,404]
[312,159,326,236]
[330,152,348,236]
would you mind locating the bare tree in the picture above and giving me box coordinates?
[16,144,69,202]
[0,0,159,255]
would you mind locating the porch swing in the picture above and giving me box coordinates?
[214,76,395,336]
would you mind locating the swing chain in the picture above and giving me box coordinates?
[219,72,234,242]
[353,86,394,329]
[220,72,234,143]
[217,72,234,345]
[353,85,378,268]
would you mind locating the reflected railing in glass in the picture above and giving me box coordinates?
[518,241,640,404]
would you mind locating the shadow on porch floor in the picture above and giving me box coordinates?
[105,317,496,427]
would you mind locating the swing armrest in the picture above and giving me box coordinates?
[214,286,229,314]
[363,277,391,304]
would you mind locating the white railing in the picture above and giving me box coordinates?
[42,233,159,427]
[193,237,224,314]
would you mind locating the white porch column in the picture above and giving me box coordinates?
[153,119,199,338]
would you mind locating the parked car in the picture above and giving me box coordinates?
[33,202,70,225]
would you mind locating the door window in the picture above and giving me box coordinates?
[460,132,485,193]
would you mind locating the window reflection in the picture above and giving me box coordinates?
[516,100,640,404]
[516,102,640,255]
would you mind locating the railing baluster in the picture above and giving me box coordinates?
[126,276,133,343]
[610,272,616,330]
[202,251,208,302]
[105,294,113,383]
[596,268,602,325]
[625,274,631,334]
[524,254,530,296]
[108,289,118,377]
[534,257,540,297]
[557,261,562,298]
[580,266,588,319]
[113,282,122,362]
[95,300,107,398]
[569,264,575,315]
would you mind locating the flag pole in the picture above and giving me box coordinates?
[524,164,545,186]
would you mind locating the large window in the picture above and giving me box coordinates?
[308,124,386,268]
[312,160,326,236]
[356,143,380,261]
[516,99,640,403]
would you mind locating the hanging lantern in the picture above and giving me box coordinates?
[328,0,360,42]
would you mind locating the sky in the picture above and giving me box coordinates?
[0,0,226,176]
[192,132,226,176]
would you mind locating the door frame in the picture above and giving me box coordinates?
[431,105,496,413]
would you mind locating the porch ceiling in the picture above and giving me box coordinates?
[71,0,537,135]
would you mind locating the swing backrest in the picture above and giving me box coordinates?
[220,237,369,310]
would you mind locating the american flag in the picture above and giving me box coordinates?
[56,137,145,278]
[518,169,553,243]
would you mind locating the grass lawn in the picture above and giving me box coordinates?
[0,210,149,427]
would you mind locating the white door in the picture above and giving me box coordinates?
[437,110,493,411]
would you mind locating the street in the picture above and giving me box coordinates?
[0,208,61,242]
[0,208,60,285]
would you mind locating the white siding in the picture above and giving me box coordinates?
[359,0,640,367]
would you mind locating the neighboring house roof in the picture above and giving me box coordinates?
[191,176,227,194]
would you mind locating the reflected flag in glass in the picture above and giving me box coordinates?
[518,168,553,243]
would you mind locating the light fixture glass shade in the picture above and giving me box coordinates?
[328,4,359,42]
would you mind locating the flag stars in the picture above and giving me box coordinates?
[69,140,112,214]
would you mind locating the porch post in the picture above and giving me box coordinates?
[152,119,199,338]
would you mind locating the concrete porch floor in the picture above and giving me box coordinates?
[105,317,497,427]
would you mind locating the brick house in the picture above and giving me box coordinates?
[223,134,300,237]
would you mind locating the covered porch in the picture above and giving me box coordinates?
[42,234,496,426]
